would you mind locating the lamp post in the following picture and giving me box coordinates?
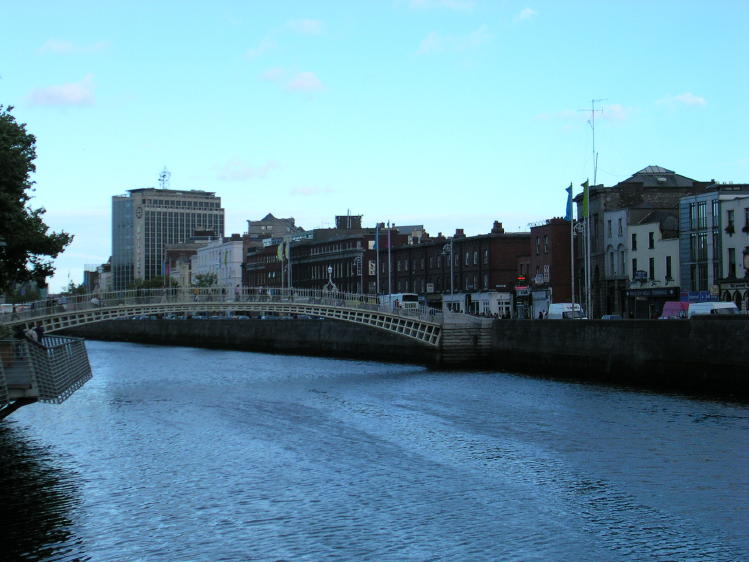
[442,238,454,294]
[324,264,338,294]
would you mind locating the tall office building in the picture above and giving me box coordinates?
[112,188,224,289]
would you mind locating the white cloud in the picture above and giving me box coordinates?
[286,71,325,93]
[38,39,109,54]
[262,67,285,82]
[418,25,491,54]
[409,0,475,11]
[245,38,274,59]
[291,186,334,196]
[217,159,279,181]
[27,74,95,107]
[288,19,324,35]
[601,103,631,121]
[657,92,707,108]
[514,8,537,22]
[535,104,634,122]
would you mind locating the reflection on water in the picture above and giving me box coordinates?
[0,425,84,560]
[4,341,749,560]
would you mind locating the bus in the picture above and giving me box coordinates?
[379,293,419,311]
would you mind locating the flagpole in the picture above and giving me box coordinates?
[570,218,575,310]
[387,222,392,297]
[376,223,380,295]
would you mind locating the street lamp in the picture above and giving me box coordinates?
[324,264,338,293]
[442,238,454,294]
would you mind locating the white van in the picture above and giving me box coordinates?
[547,303,586,319]
[687,301,739,318]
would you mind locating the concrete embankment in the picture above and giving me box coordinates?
[64,319,439,365]
[64,316,748,398]
[487,316,748,397]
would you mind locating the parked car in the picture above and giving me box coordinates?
[659,301,689,319]
[547,303,587,319]
[600,314,622,320]
[687,301,739,318]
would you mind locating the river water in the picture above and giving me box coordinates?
[1,340,748,560]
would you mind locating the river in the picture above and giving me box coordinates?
[1,340,748,560]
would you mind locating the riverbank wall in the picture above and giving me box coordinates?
[487,316,748,397]
[64,319,438,365]
[63,316,748,398]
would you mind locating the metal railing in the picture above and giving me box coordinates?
[1,287,445,326]
[0,336,92,406]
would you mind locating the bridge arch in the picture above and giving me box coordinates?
[2,288,444,347]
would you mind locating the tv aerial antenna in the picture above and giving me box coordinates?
[158,167,171,189]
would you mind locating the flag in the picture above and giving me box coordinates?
[581,179,590,218]
[284,240,290,259]
[565,183,573,221]
[276,242,284,261]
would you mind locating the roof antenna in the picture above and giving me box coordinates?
[158,167,171,189]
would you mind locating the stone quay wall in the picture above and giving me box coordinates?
[64,316,748,398]
[65,319,438,365]
[487,316,748,397]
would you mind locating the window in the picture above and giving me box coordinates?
[665,255,672,280]
[648,231,654,249]
[465,252,470,266]
[728,248,736,278]
[632,258,637,278]
[607,220,612,238]
[631,233,637,251]
[618,218,623,236]
[697,201,707,229]
[727,209,735,229]
[543,235,549,254]
[535,237,540,255]
[649,257,655,279]
[483,249,489,265]
[689,203,697,230]
[609,252,615,276]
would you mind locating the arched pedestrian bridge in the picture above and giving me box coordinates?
[1,288,489,418]
[3,287,444,345]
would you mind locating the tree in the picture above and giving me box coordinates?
[129,276,178,289]
[193,273,217,287]
[0,105,72,292]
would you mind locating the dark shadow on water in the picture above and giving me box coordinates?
[0,423,87,560]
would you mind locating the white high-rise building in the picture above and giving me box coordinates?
[112,188,224,289]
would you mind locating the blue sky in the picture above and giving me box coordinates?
[3,0,748,291]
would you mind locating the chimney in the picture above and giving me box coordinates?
[454,228,465,238]
[492,221,504,234]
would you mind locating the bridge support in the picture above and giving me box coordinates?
[440,320,493,366]
[0,397,37,420]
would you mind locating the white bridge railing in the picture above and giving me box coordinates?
[1,287,444,326]
[0,336,92,413]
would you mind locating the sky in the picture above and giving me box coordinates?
[3,0,748,292]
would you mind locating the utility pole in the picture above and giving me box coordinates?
[579,98,605,318]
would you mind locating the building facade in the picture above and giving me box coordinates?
[678,184,749,304]
[710,191,749,310]
[574,166,708,318]
[112,188,224,289]
[529,218,573,312]
[191,234,244,289]
[626,211,680,318]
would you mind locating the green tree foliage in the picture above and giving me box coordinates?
[0,105,72,292]
[129,276,178,289]
[63,281,88,295]
[193,273,217,287]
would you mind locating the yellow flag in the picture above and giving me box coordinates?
[581,179,590,218]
